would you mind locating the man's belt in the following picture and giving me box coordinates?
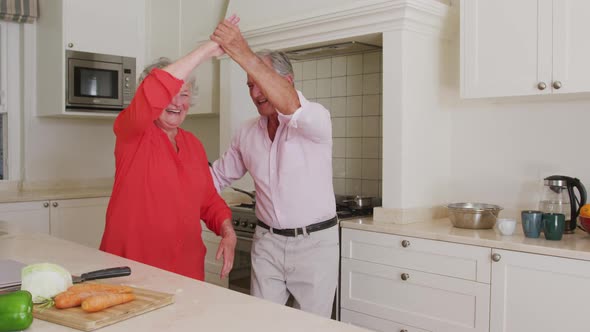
[257,216,337,237]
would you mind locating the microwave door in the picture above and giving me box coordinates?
[67,59,123,108]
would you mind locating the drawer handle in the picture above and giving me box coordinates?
[401,240,410,248]
[401,273,410,281]
[400,330,408,332]
[491,253,501,262]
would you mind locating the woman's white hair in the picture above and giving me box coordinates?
[138,57,199,106]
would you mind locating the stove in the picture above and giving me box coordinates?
[230,204,258,237]
[230,201,374,237]
[336,204,374,220]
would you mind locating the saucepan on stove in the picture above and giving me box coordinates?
[231,187,256,205]
[338,195,378,210]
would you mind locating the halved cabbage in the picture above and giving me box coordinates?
[21,263,73,303]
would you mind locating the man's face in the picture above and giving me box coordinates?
[247,57,293,117]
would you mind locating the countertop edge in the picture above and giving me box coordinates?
[340,218,590,262]
[0,188,113,203]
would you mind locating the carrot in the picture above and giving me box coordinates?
[67,284,133,293]
[54,284,133,309]
[81,293,136,313]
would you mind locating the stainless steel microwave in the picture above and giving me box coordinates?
[65,50,136,112]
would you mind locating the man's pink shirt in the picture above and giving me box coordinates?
[211,91,336,229]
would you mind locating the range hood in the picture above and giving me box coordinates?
[284,41,381,60]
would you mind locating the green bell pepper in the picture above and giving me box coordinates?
[0,291,33,332]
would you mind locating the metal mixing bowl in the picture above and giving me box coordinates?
[447,203,503,229]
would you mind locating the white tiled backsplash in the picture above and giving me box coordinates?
[293,51,383,197]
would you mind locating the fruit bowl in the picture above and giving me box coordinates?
[579,216,590,233]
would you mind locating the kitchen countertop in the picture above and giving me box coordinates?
[341,217,590,262]
[0,187,112,203]
[0,231,369,332]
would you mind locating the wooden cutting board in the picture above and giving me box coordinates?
[33,285,174,331]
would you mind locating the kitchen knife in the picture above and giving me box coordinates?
[72,266,131,283]
[0,266,132,293]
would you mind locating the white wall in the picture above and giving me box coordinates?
[24,117,220,187]
[441,2,590,217]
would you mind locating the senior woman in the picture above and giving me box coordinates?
[100,27,238,280]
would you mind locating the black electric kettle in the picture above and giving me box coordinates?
[540,175,587,233]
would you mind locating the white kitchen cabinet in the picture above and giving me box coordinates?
[36,0,145,118]
[461,0,590,98]
[551,1,590,94]
[146,0,219,115]
[490,249,590,332]
[201,221,228,288]
[0,197,109,248]
[62,0,144,57]
[0,201,50,234]
[341,229,491,332]
[49,197,109,250]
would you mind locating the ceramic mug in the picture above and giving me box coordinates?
[521,210,544,238]
[497,218,516,236]
[542,213,565,241]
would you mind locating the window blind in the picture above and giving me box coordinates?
[0,0,38,24]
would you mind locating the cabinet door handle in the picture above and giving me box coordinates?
[400,330,408,332]
[401,240,411,248]
[537,82,546,90]
[401,273,410,281]
[552,81,562,89]
[52,202,58,208]
[67,42,74,48]
[491,253,501,262]
[43,202,49,208]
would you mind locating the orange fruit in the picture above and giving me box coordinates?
[579,204,590,218]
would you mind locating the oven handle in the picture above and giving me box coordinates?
[235,235,253,242]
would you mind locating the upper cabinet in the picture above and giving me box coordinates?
[461,0,590,98]
[36,0,145,118]
[146,0,224,115]
[63,0,143,57]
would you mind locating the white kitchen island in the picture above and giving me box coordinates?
[0,231,368,332]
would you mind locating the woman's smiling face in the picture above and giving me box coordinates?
[156,82,192,130]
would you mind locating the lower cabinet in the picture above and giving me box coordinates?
[0,197,109,249]
[49,197,109,249]
[0,201,50,234]
[201,221,229,288]
[490,249,590,332]
[340,228,491,332]
[341,228,590,332]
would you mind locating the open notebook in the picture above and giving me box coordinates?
[0,259,25,288]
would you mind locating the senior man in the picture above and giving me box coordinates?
[209,18,338,317]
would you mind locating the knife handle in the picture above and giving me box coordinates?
[81,266,131,281]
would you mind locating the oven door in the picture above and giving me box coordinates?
[67,58,123,109]
[228,232,252,294]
